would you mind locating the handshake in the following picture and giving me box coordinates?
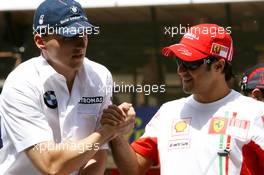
[99,102,136,140]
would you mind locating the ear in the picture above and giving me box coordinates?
[214,59,225,72]
[251,88,264,101]
[34,34,46,50]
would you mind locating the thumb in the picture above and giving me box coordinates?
[119,102,132,112]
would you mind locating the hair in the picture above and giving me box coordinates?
[206,56,233,81]
[223,61,233,81]
[242,88,264,96]
[241,89,251,96]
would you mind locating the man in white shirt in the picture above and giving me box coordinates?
[101,24,264,175]
[0,0,135,174]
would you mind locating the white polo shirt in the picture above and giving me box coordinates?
[132,90,264,175]
[0,56,112,175]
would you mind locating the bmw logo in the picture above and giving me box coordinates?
[39,15,44,25]
[43,91,58,109]
[70,6,79,14]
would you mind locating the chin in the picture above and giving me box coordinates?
[182,87,193,94]
[70,61,83,70]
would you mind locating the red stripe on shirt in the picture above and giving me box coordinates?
[225,135,231,175]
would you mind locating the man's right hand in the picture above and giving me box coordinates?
[100,103,136,138]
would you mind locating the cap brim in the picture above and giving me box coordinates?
[162,43,208,61]
[58,20,93,37]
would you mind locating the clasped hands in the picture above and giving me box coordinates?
[100,102,136,139]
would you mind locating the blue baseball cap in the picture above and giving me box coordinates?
[33,0,93,37]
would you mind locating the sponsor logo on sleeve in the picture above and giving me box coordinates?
[43,91,58,109]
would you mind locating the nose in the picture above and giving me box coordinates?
[177,63,188,75]
[75,35,88,48]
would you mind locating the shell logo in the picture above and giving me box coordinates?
[175,121,187,132]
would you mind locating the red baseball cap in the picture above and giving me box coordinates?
[162,24,233,62]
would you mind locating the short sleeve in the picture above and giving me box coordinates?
[131,110,161,165]
[249,110,264,150]
[244,106,264,174]
[1,81,53,153]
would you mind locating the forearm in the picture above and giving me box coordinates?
[110,136,141,175]
[79,150,107,175]
[27,127,114,175]
[55,129,112,174]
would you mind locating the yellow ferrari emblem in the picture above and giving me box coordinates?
[213,44,221,54]
[213,118,225,133]
[209,117,228,134]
